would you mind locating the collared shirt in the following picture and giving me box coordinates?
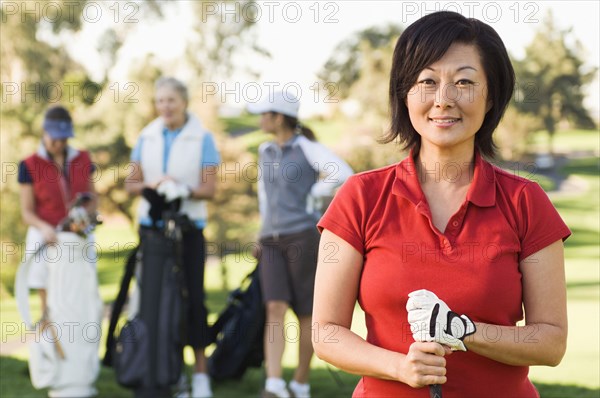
[258,135,319,238]
[318,151,570,398]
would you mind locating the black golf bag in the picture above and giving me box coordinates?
[207,266,265,381]
[104,188,191,397]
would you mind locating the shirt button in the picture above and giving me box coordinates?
[452,221,459,227]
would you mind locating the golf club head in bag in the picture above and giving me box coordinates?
[60,192,102,237]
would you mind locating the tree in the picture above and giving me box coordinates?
[0,0,267,269]
[185,0,269,82]
[1,0,96,245]
[513,10,597,154]
[182,0,268,256]
[318,23,403,99]
[345,39,396,122]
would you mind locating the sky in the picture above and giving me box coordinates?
[67,0,599,118]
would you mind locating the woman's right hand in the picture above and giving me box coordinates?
[39,223,58,244]
[397,342,451,388]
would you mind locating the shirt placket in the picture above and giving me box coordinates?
[416,201,468,257]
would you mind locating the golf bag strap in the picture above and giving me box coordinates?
[208,267,258,342]
[102,246,138,367]
[207,300,237,342]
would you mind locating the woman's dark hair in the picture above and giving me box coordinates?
[280,114,317,141]
[385,11,515,158]
[44,105,72,122]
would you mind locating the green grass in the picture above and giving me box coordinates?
[2,352,598,398]
[0,354,364,398]
[526,153,599,389]
[93,223,140,303]
[530,129,600,154]
[221,114,261,134]
[1,129,599,397]
[2,218,598,397]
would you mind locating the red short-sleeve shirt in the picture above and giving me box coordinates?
[318,152,571,398]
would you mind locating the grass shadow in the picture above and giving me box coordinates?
[206,288,231,320]
[567,281,600,289]
[3,355,599,398]
[562,227,600,248]
[559,157,600,177]
[0,355,131,398]
[534,382,600,398]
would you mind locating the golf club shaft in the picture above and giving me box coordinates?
[429,384,442,398]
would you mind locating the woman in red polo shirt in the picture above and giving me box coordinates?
[313,11,570,398]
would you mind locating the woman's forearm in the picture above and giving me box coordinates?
[465,322,567,366]
[314,321,453,389]
[22,209,52,230]
[190,184,215,200]
[124,162,147,196]
[313,322,402,382]
[124,180,147,196]
[191,166,217,200]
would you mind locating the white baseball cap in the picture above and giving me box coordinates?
[247,90,300,118]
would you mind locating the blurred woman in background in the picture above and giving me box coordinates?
[18,105,101,397]
[249,90,353,398]
[126,77,220,398]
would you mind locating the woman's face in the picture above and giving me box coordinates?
[406,42,491,154]
[42,132,68,158]
[259,112,280,134]
[155,85,187,129]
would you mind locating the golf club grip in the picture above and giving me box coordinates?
[429,384,442,398]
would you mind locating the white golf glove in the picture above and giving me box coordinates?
[157,180,191,202]
[406,289,476,351]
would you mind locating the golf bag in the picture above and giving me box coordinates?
[207,265,265,381]
[14,193,102,397]
[104,188,190,397]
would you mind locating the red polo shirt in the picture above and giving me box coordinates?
[318,151,570,398]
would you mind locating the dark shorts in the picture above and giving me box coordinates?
[259,228,320,316]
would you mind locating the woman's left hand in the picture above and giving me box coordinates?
[407,289,476,351]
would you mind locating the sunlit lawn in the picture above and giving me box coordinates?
[530,129,600,154]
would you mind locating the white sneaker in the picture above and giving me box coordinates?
[263,377,290,398]
[174,390,190,398]
[288,380,310,398]
[191,373,212,398]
